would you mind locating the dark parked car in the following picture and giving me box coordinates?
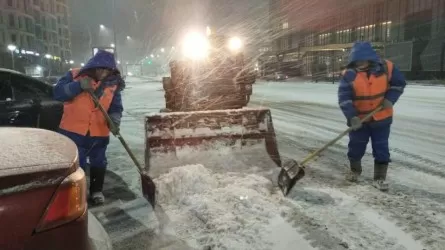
[0,68,63,130]
[36,75,63,86]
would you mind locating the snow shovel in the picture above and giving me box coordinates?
[278,106,383,196]
[87,90,157,208]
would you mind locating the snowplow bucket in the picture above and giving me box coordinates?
[145,108,282,177]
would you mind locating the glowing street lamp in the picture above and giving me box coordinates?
[161,48,165,53]
[7,44,17,70]
[126,36,131,40]
[100,24,105,30]
[81,63,85,66]
[69,60,74,64]
[111,43,115,48]
[45,54,52,59]
[7,44,16,51]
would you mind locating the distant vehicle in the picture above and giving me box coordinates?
[0,68,63,131]
[264,72,288,81]
[0,127,112,250]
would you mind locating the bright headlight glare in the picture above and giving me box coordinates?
[182,32,210,60]
[228,37,243,51]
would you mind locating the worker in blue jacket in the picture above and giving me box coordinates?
[338,41,406,191]
[54,50,125,205]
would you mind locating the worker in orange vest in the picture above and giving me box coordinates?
[54,50,125,205]
[338,41,406,191]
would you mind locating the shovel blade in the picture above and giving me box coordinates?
[140,173,157,208]
[278,159,305,196]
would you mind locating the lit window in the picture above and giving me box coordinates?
[282,22,289,29]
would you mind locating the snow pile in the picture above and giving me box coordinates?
[155,164,286,250]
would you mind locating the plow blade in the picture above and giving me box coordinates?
[145,108,282,178]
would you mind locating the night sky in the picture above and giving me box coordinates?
[68,0,268,63]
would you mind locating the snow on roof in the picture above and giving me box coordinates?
[0,68,24,75]
[0,127,78,177]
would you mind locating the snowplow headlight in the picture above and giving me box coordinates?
[228,37,243,52]
[182,32,210,60]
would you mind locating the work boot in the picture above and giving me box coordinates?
[89,167,106,205]
[346,161,362,182]
[372,162,389,191]
[91,192,105,204]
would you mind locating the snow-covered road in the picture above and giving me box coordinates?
[90,77,445,250]
[251,81,445,250]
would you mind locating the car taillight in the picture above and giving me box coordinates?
[36,167,87,232]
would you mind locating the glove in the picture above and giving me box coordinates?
[79,77,93,91]
[103,74,123,85]
[108,120,120,135]
[350,116,362,131]
[108,113,121,135]
[103,74,126,90]
[382,99,393,109]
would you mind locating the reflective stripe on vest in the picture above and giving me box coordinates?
[59,68,117,137]
[352,60,394,121]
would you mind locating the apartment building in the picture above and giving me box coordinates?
[267,0,445,79]
[0,0,72,72]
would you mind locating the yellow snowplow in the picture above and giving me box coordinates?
[143,31,281,180]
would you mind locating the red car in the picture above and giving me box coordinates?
[0,127,112,250]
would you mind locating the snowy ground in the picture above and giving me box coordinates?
[90,77,445,250]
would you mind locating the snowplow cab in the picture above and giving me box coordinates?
[163,32,256,112]
[144,31,280,180]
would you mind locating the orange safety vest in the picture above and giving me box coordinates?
[349,60,394,121]
[59,68,117,137]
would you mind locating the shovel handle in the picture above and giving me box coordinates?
[300,106,383,166]
[86,90,145,173]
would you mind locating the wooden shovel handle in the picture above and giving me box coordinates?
[300,106,383,166]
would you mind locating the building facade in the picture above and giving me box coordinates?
[266,0,445,80]
[0,0,72,74]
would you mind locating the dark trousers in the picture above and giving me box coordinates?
[348,122,391,164]
[58,129,109,169]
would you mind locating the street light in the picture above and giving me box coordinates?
[7,44,17,70]
[45,54,52,59]
[81,63,85,66]
[100,24,105,30]
[69,60,74,64]
[126,36,131,40]
[150,54,154,58]
[161,48,165,53]
[111,43,115,48]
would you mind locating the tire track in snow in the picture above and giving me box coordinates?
[284,187,426,250]
[256,100,445,180]
[251,93,445,249]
